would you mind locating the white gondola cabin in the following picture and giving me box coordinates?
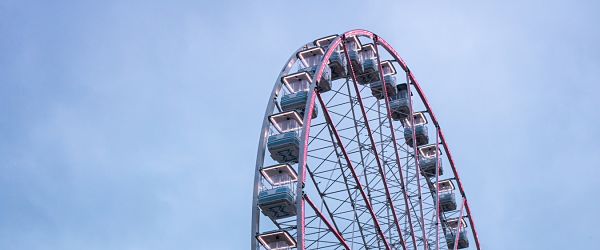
[390,83,410,120]
[370,60,398,99]
[418,144,443,177]
[267,111,303,163]
[403,112,429,147]
[258,164,298,220]
[436,179,457,212]
[281,72,318,118]
[445,216,469,248]
[358,43,379,84]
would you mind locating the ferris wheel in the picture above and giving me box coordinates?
[250,29,481,250]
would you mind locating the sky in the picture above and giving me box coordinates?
[1,0,599,249]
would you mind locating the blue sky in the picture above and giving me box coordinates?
[1,0,599,249]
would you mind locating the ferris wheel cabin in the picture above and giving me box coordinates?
[370,60,398,99]
[314,35,347,81]
[257,164,298,220]
[446,230,469,249]
[297,47,331,93]
[281,72,318,119]
[436,179,458,212]
[404,112,429,147]
[390,82,410,120]
[359,43,380,84]
[444,215,469,248]
[418,144,443,177]
[267,111,303,163]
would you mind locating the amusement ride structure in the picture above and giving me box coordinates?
[251,29,480,250]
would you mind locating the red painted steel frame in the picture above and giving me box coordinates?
[316,91,392,250]
[297,29,480,249]
[340,35,408,250]
[304,195,351,250]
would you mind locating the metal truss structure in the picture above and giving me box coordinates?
[251,29,480,250]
